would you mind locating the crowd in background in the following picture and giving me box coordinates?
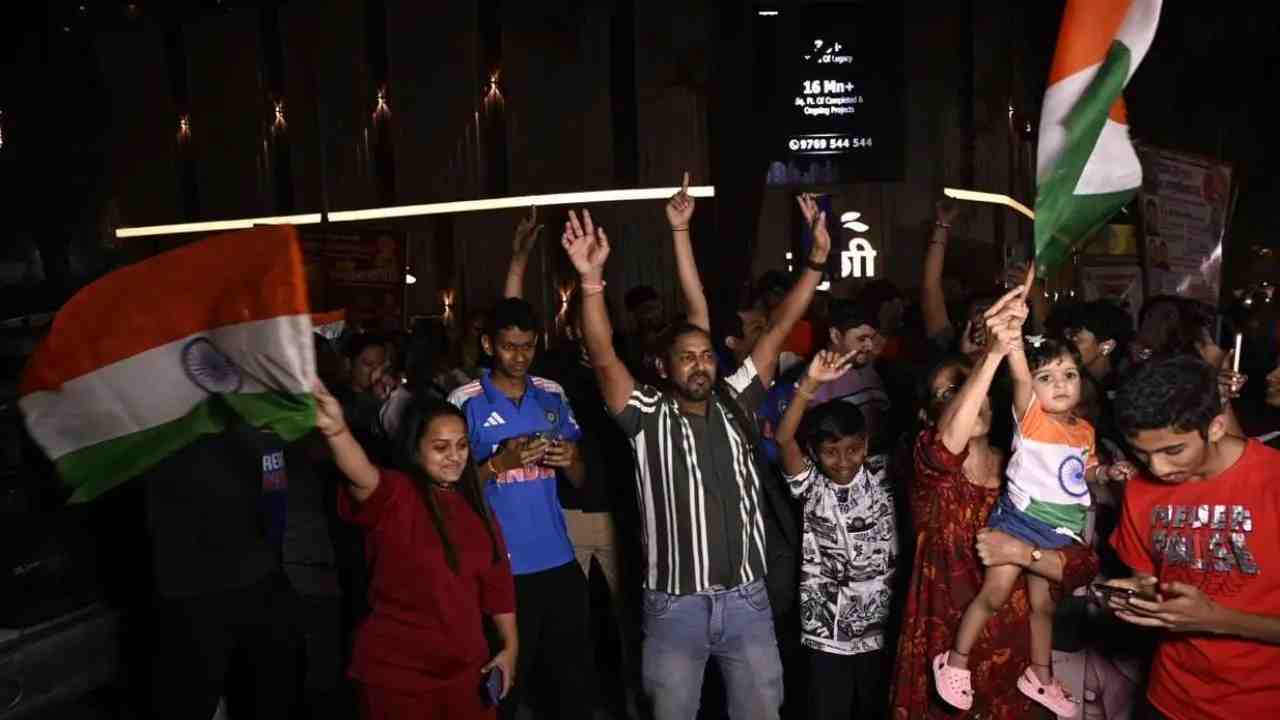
[69,179,1280,720]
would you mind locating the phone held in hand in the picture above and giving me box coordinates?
[483,666,504,706]
[1091,581,1159,605]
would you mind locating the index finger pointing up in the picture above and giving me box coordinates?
[681,171,690,194]
[984,283,1028,320]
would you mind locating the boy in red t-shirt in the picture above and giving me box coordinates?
[1106,354,1280,720]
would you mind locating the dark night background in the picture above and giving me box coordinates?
[1,1,1277,319]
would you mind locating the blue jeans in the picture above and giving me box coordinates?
[641,578,784,720]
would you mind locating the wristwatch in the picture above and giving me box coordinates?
[1029,547,1044,564]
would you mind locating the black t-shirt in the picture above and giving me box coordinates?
[144,423,285,598]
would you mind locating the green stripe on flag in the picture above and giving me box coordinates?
[1025,497,1088,537]
[1035,40,1135,272]
[57,392,314,504]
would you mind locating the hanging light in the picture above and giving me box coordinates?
[177,114,191,142]
[404,265,417,285]
[373,86,390,120]
[272,99,286,132]
[0,110,6,150]
[440,289,455,325]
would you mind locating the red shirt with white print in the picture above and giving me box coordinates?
[1111,440,1280,720]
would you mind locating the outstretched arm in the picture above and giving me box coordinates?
[922,201,958,340]
[503,206,544,299]
[1005,265,1036,415]
[937,284,1028,454]
[666,172,709,331]
[562,209,635,415]
[751,193,831,388]
[313,379,380,502]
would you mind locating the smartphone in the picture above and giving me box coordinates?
[483,666,504,706]
[1091,581,1159,604]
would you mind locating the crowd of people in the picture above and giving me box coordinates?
[121,176,1280,720]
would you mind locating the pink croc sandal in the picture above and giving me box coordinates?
[1017,667,1080,717]
[932,652,974,711]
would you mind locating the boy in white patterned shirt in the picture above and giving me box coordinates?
[776,349,898,720]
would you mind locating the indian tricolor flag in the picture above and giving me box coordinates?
[1034,0,1162,272]
[19,227,317,503]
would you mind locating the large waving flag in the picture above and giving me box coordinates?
[1034,0,1162,272]
[19,227,316,503]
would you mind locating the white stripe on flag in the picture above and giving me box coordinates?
[1075,119,1143,195]
[20,314,312,459]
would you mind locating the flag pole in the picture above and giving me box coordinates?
[943,188,1035,220]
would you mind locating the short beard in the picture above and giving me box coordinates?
[672,377,713,403]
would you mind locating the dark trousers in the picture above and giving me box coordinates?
[149,573,300,720]
[807,648,887,720]
[501,560,593,720]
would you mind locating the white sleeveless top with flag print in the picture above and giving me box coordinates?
[1003,396,1097,540]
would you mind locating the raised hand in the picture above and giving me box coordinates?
[936,199,959,227]
[796,194,830,262]
[982,284,1030,357]
[313,378,347,437]
[796,193,821,228]
[561,209,610,278]
[513,206,544,258]
[1217,350,1247,404]
[805,349,856,385]
[665,171,695,228]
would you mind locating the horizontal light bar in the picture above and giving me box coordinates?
[943,187,1035,220]
[326,185,716,223]
[113,186,716,238]
[115,213,323,239]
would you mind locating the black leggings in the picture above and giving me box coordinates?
[806,648,888,720]
[501,560,594,720]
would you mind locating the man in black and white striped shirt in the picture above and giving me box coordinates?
[560,192,830,720]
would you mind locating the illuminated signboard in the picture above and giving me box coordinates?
[767,5,904,184]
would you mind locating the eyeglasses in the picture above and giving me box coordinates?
[933,384,960,403]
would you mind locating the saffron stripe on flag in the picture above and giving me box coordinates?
[19,226,310,395]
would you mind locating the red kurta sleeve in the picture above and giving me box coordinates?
[913,428,969,490]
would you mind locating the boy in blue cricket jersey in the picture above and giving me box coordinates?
[448,297,592,720]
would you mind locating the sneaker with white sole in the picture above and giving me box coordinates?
[932,652,974,711]
[1017,667,1080,717]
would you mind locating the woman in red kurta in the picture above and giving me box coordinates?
[315,382,517,720]
[891,289,1099,719]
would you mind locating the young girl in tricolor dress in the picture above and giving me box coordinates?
[932,302,1132,717]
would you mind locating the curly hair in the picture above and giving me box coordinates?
[1114,353,1221,439]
